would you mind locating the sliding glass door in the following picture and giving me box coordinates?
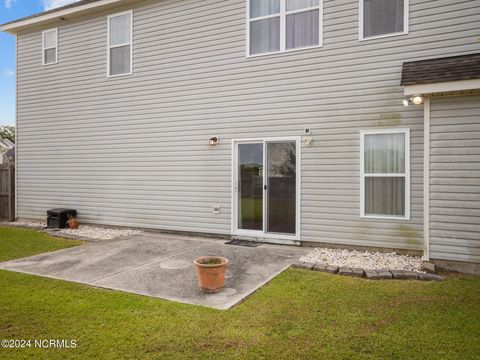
[234,138,298,239]
[237,143,264,231]
[266,141,296,234]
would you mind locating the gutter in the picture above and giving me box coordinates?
[1,0,125,33]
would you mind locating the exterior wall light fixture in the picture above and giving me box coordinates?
[209,136,219,146]
[412,95,423,105]
[403,95,424,107]
[304,128,313,145]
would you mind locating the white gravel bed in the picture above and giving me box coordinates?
[300,248,424,273]
[57,225,142,241]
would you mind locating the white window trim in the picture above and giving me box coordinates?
[246,0,323,58]
[107,10,133,78]
[42,27,58,66]
[358,0,409,41]
[360,128,410,220]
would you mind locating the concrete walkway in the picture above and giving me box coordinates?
[0,233,309,309]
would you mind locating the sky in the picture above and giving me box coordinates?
[0,0,80,126]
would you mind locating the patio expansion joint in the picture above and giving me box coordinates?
[87,243,211,284]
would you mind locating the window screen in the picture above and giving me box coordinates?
[42,29,57,65]
[108,12,132,76]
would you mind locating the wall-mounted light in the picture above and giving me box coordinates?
[303,128,313,145]
[208,136,219,146]
[403,95,424,107]
[412,95,423,105]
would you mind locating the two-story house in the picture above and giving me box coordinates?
[1,0,479,274]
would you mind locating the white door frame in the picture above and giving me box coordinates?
[231,137,301,244]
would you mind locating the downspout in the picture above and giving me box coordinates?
[423,97,430,261]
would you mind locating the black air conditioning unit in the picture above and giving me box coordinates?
[47,208,77,229]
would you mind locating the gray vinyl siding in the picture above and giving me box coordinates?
[15,0,479,253]
[430,95,480,263]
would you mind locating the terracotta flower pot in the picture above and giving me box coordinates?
[194,256,228,293]
[67,219,79,229]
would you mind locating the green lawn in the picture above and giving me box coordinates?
[0,226,479,359]
[0,226,84,262]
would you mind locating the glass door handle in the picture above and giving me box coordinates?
[264,185,267,190]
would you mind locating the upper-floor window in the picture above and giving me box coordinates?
[42,28,58,65]
[248,0,322,56]
[108,10,132,77]
[360,129,410,220]
[359,0,408,40]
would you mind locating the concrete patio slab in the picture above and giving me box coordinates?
[0,233,308,309]
[0,235,209,283]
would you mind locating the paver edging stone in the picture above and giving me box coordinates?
[291,262,444,281]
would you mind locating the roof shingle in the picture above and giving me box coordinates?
[401,53,480,86]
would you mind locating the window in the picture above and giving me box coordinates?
[248,0,322,56]
[108,11,132,77]
[359,0,408,40]
[360,129,410,219]
[42,28,57,65]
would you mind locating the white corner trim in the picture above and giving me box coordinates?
[1,0,125,33]
[404,79,480,96]
[423,98,430,261]
[14,34,18,219]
